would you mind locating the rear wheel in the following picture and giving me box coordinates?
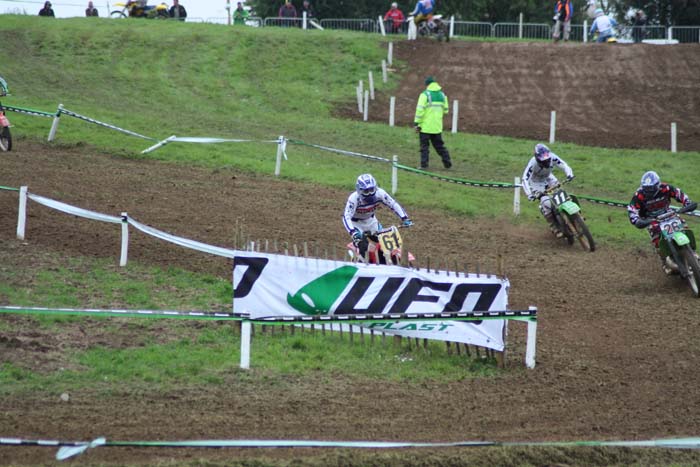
[680,245,700,298]
[0,126,11,151]
[571,213,595,252]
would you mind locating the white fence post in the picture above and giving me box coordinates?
[387,42,393,65]
[518,12,523,39]
[120,212,129,267]
[368,71,375,100]
[449,15,455,39]
[363,90,369,121]
[671,122,677,153]
[667,27,672,41]
[356,85,363,113]
[525,306,538,369]
[451,100,459,134]
[381,59,388,83]
[240,320,251,369]
[513,177,521,216]
[583,20,588,42]
[378,15,386,36]
[549,110,556,144]
[48,104,63,142]
[302,11,307,29]
[275,135,284,176]
[389,96,395,127]
[16,186,27,240]
[392,155,398,195]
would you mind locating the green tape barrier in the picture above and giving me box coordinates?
[0,185,19,192]
[3,104,55,118]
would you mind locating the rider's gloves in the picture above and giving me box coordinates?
[351,229,363,246]
[635,218,653,229]
[414,125,421,133]
[528,191,540,201]
[567,174,575,182]
[401,217,414,227]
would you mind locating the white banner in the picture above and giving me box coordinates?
[232,251,510,350]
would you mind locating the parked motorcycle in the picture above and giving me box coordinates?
[642,203,699,297]
[536,181,595,252]
[0,77,11,152]
[346,225,415,266]
[110,1,169,19]
[408,14,449,42]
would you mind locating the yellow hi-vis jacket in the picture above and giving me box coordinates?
[413,82,448,134]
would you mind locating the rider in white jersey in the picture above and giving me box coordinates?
[522,143,574,236]
[343,174,412,252]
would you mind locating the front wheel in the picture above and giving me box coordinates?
[0,126,11,151]
[680,245,700,298]
[571,213,595,252]
[110,10,127,18]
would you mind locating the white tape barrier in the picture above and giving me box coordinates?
[56,107,156,141]
[141,135,281,154]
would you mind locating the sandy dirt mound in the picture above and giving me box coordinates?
[341,40,700,152]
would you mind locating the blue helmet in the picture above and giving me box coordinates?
[640,171,660,198]
[534,143,552,168]
[356,173,377,199]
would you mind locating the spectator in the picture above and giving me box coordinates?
[632,9,647,43]
[384,2,405,34]
[233,2,249,25]
[552,0,573,42]
[278,0,297,27]
[413,76,452,170]
[38,1,55,16]
[169,0,187,21]
[589,8,618,42]
[299,0,315,19]
[85,1,99,16]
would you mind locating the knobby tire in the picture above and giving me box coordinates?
[680,245,700,298]
[0,126,11,152]
[572,213,595,252]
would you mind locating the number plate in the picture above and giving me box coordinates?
[378,226,403,254]
[550,189,569,207]
[659,216,683,238]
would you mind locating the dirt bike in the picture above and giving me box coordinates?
[110,1,169,19]
[643,203,700,297]
[346,225,415,266]
[0,101,11,152]
[409,14,449,42]
[535,180,595,252]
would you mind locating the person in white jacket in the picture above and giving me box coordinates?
[590,8,618,42]
[522,144,574,237]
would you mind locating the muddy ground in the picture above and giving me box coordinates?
[2,38,700,466]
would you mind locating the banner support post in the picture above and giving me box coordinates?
[513,177,521,216]
[525,306,538,369]
[240,321,252,369]
[16,186,27,240]
[275,136,284,176]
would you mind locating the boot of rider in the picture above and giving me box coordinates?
[545,213,563,238]
[657,248,679,275]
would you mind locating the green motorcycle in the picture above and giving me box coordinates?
[537,181,595,252]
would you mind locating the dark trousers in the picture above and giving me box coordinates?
[419,132,451,168]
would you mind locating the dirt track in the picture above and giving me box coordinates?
[2,39,700,466]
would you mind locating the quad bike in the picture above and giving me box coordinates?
[535,180,595,252]
[641,203,700,298]
[110,1,169,18]
[346,225,415,266]
[0,77,11,152]
[408,14,449,42]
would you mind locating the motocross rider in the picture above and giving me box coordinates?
[522,143,574,238]
[343,174,413,257]
[628,170,696,274]
[410,0,435,26]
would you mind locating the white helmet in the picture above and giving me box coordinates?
[391,2,398,8]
